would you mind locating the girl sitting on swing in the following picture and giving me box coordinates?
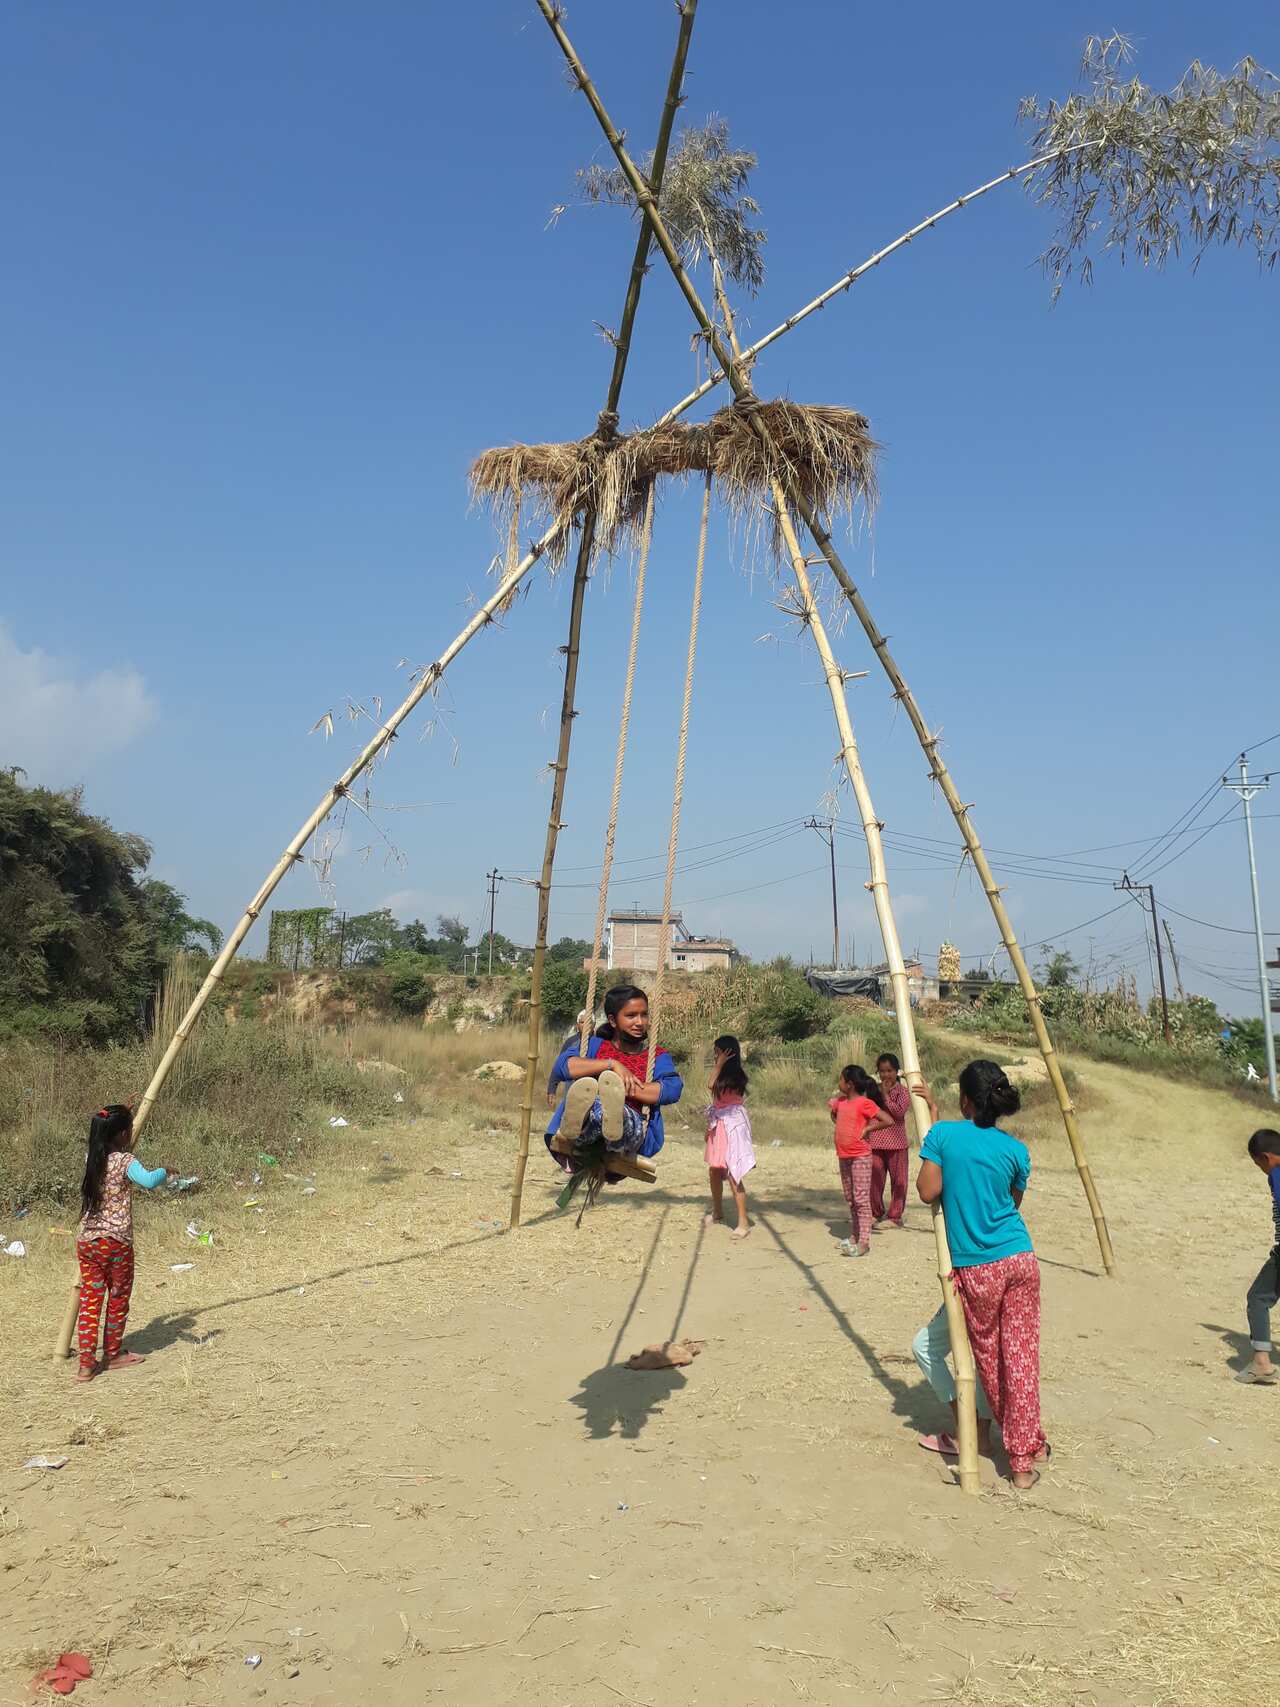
[545,984,683,1171]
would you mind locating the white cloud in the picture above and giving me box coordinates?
[0,620,156,784]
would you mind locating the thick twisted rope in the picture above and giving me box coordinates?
[579,482,656,1052]
[647,471,711,1080]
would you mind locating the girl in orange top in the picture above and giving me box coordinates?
[830,1065,893,1257]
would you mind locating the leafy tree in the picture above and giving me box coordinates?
[436,915,469,948]
[139,878,222,956]
[547,936,592,965]
[397,918,433,955]
[1037,947,1081,989]
[0,768,205,1040]
[339,908,402,967]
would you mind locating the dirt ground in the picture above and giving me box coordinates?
[2,1047,1276,1707]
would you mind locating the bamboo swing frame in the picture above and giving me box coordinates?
[50,0,1126,1358]
[533,0,1115,1282]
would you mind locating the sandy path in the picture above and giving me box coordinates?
[2,1066,1276,1705]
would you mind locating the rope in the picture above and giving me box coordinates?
[647,470,711,1080]
[579,482,656,1051]
[501,487,522,613]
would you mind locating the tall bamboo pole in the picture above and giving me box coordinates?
[508,0,700,1229]
[534,1,1115,1274]
[708,249,979,1489]
[770,476,979,1495]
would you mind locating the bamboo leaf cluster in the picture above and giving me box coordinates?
[1021,33,1280,294]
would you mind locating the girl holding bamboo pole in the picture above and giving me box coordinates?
[913,1063,1050,1489]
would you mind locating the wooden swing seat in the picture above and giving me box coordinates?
[550,1130,657,1184]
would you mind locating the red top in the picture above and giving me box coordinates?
[597,1037,660,1110]
[829,1094,882,1160]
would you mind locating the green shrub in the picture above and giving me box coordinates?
[541,961,588,1030]
[745,969,828,1042]
[386,959,435,1017]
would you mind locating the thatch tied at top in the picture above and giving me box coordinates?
[469,399,878,564]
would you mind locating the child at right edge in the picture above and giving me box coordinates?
[1239,1128,1280,1384]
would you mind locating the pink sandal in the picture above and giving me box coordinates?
[918,1432,960,1456]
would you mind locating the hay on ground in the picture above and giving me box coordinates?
[469,399,878,565]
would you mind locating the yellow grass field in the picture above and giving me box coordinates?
[1,1031,1275,1706]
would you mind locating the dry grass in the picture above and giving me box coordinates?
[470,398,877,563]
[2,1018,1276,1706]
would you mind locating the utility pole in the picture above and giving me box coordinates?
[804,817,841,968]
[1222,755,1278,1102]
[1161,919,1186,1004]
[1115,873,1172,1044]
[485,869,501,974]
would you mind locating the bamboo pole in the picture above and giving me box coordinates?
[510,517,594,1229]
[51,520,565,1361]
[653,143,1097,430]
[769,474,978,1496]
[707,252,980,1482]
[534,2,1116,1274]
[509,0,700,1230]
[783,519,1117,1275]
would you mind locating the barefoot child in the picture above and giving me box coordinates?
[1239,1128,1280,1384]
[76,1104,168,1382]
[830,1065,894,1257]
[914,1061,1049,1489]
[704,1034,754,1237]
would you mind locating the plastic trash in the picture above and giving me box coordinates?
[329,1116,349,1128]
[169,1262,195,1273]
[4,1240,26,1258]
[616,1502,629,1513]
[15,1206,29,1219]
[32,1654,91,1696]
[244,1654,262,1669]
[393,1091,405,1103]
[185,1222,215,1246]
[258,1153,278,1167]
[166,1176,199,1192]
[301,1185,317,1196]
[24,1455,70,1471]
[770,1139,782,1148]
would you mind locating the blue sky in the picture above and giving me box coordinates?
[2,0,1277,1019]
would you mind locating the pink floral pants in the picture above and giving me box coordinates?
[953,1250,1047,1474]
[838,1155,873,1247]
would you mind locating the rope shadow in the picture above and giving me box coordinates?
[754,1209,940,1435]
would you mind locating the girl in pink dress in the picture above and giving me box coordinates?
[704,1035,755,1238]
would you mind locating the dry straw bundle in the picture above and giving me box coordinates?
[469,398,878,563]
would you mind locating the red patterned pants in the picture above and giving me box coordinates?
[76,1238,135,1369]
[869,1147,908,1223]
[953,1250,1047,1474]
[838,1155,873,1247]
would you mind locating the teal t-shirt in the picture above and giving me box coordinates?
[920,1119,1032,1269]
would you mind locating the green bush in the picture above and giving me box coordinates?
[541,961,588,1030]
[745,969,828,1042]
[387,961,435,1017]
